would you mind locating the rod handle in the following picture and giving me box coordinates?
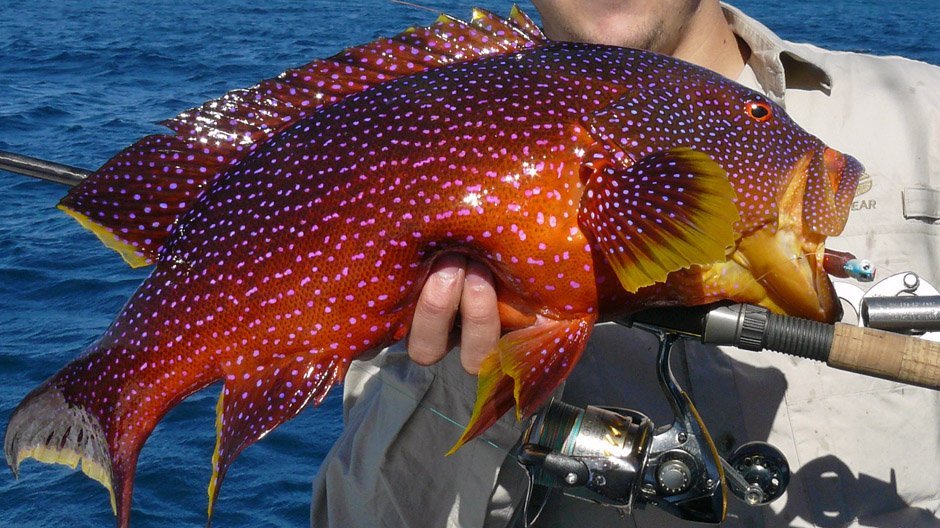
[829,323,940,390]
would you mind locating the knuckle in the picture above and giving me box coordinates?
[461,306,498,327]
[460,286,498,325]
[417,291,460,318]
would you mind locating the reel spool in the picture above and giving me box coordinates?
[518,401,652,508]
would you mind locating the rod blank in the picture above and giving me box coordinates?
[0,150,89,187]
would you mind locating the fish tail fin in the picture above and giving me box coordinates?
[4,344,220,528]
[449,315,596,454]
[206,350,347,522]
[4,380,117,511]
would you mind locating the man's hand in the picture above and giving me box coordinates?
[407,254,500,374]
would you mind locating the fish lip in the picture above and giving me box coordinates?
[805,246,844,322]
[763,260,842,322]
[734,227,841,322]
[835,150,865,190]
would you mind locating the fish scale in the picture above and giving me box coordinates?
[4,8,863,527]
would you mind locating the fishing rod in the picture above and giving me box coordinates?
[519,286,940,526]
[0,149,89,186]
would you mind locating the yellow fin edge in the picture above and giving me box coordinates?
[446,353,504,456]
[605,150,740,294]
[17,445,116,514]
[57,205,152,268]
[207,386,224,518]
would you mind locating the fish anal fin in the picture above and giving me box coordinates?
[448,315,596,454]
[63,8,544,265]
[207,353,345,521]
[578,147,740,293]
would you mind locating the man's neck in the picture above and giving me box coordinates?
[671,2,750,80]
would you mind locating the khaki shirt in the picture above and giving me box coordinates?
[312,5,940,528]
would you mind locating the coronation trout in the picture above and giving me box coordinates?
[4,8,862,526]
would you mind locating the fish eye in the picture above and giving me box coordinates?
[747,101,772,122]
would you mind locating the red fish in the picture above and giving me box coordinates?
[4,8,861,526]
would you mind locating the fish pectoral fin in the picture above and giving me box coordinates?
[578,147,740,293]
[207,353,344,521]
[448,315,596,454]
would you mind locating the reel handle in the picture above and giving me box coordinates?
[829,323,940,389]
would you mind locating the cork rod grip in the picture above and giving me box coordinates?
[828,323,940,390]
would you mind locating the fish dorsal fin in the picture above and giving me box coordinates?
[60,6,545,267]
[578,146,741,293]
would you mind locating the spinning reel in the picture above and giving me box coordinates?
[514,269,940,525]
[515,326,789,525]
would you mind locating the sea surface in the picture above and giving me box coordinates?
[0,1,937,526]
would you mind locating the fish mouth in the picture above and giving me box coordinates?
[708,147,863,322]
[730,227,839,322]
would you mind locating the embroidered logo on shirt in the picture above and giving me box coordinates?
[851,172,876,211]
[855,172,872,196]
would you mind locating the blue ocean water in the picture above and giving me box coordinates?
[0,0,936,526]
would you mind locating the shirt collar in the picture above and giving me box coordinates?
[721,3,832,105]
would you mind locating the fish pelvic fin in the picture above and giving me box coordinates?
[59,7,545,267]
[449,315,596,454]
[578,147,740,293]
[207,352,345,522]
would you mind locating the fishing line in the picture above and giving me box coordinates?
[387,0,441,16]
[346,359,514,455]
[747,250,886,287]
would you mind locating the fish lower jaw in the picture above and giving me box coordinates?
[722,227,838,322]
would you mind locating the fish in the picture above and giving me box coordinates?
[3,7,862,526]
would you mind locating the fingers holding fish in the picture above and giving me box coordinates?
[407,253,468,367]
[407,256,501,374]
[458,261,500,375]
